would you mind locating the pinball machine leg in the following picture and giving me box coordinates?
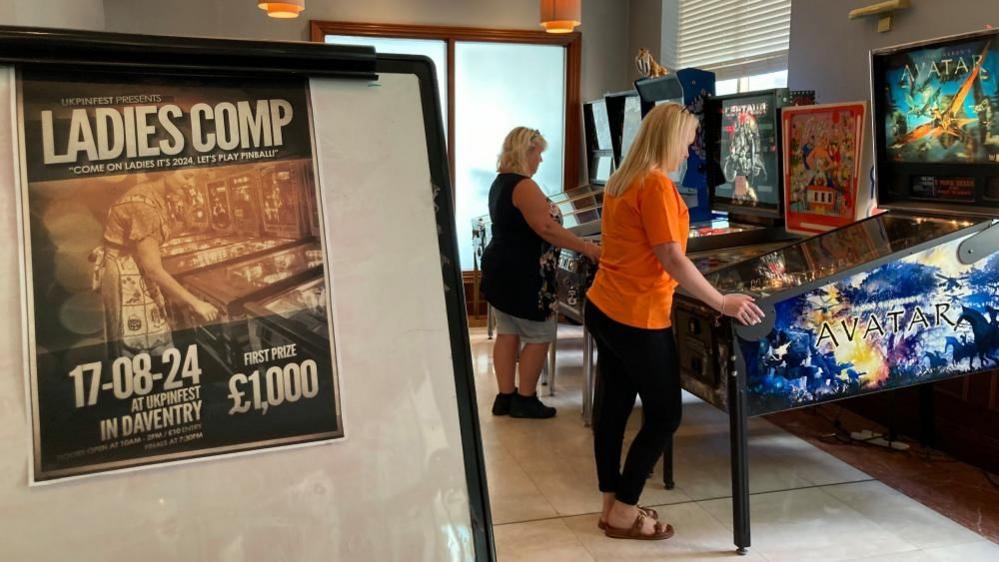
[918,384,936,447]
[583,326,595,426]
[729,370,751,555]
[545,317,557,396]
[487,305,494,340]
[662,435,676,490]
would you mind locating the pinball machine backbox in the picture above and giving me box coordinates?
[870,27,999,219]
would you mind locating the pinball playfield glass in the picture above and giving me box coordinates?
[183,241,324,311]
[163,238,297,276]
[244,276,329,369]
[159,235,244,258]
[161,231,215,250]
[246,277,328,339]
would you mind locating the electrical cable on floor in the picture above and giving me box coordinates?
[807,404,912,452]
[913,448,959,463]
[984,470,999,491]
[791,405,999,503]
[805,405,985,467]
[808,404,850,443]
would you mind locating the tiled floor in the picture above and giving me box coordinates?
[767,405,999,543]
[471,325,999,561]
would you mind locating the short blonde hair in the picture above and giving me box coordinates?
[497,127,547,175]
[605,103,698,197]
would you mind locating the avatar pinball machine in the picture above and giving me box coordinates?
[669,29,999,555]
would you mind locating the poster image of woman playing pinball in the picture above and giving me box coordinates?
[93,168,220,358]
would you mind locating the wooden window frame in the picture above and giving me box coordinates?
[310,21,582,191]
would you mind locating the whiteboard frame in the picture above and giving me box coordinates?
[0,27,494,562]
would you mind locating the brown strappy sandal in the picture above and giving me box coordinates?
[597,506,659,530]
[603,511,674,541]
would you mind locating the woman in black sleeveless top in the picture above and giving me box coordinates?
[481,127,601,418]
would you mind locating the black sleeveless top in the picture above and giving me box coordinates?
[480,173,560,321]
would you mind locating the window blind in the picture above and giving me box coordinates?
[676,0,791,77]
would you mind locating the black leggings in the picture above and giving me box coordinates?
[585,298,682,506]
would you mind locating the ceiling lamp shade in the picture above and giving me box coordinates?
[540,0,581,34]
[258,0,305,19]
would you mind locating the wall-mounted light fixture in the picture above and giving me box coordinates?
[258,0,305,19]
[540,0,581,34]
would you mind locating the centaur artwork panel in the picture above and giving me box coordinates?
[741,232,999,416]
[16,69,343,483]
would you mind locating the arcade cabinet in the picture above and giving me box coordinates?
[670,28,999,555]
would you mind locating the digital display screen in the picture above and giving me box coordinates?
[881,35,998,164]
[593,155,612,184]
[591,100,613,151]
[910,176,976,201]
[621,96,642,161]
[716,94,780,210]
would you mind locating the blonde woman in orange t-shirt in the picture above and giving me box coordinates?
[585,103,764,541]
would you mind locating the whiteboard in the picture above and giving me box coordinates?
[0,60,481,561]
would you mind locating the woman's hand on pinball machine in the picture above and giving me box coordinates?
[582,240,602,262]
[721,293,765,326]
[192,299,220,323]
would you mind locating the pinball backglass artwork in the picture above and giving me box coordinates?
[782,102,867,235]
[716,94,781,211]
[881,32,998,165]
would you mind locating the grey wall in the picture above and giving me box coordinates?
[789,0,996,103]
[0,0,632,114]
[103,0,541,41]
[101,0,631,102]
[788,0,996,199]
[0,0,104,30]
[583,0,631,101]
[627,0,663,83]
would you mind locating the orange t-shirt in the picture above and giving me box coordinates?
[586,170,690,329]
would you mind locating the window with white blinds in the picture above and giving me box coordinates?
[676,0,792,79]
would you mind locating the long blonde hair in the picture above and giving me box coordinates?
[605,103,698,197]
[497,126,547,175]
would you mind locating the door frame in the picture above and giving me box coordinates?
[310,21,582,192]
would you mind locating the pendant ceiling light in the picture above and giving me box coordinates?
[258,0,305,19]
[540,0,581,34]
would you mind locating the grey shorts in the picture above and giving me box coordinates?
[492,307,556,344]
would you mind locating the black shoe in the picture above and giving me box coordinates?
[492,391,516,415]
[510,393,557,419]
